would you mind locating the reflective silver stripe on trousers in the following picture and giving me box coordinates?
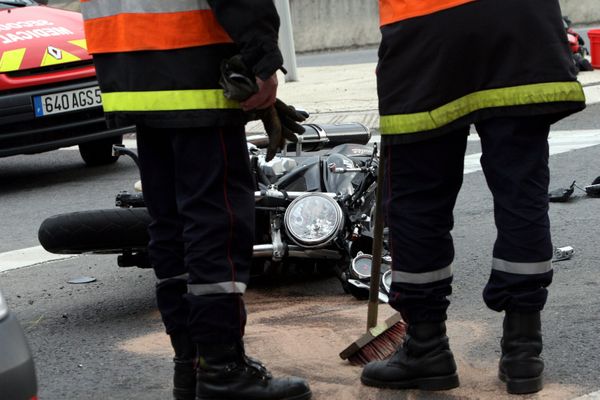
[492,258,553,275]
[392,264,453,285]
[188,282,247,295]
[157,273,189,284]
[81,0,210,20]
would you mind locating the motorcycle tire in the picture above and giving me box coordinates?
[38,208,151,254]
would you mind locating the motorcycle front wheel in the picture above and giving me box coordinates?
[38,208,151,254]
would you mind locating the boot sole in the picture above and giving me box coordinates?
[196,391,312,400]
[499,371,543,394]
[361,373,460,391]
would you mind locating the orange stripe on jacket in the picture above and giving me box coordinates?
[379,0,476,26]
[84,10,233,54]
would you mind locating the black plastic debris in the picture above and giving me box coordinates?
[585,176,600,198]
[549,181,575,202]
[549,178,600,201]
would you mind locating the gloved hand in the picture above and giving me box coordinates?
[258,99,308,161]
[219,55,307,161]
[219,55,258,101]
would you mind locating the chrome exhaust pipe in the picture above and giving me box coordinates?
[252,244,342,260]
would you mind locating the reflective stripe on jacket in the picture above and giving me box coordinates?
[377,0,586,141]
[80,0,232,53]
[379,0,474,26]
[78,0,283,128]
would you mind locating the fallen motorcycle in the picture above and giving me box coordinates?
[38,122,390,299]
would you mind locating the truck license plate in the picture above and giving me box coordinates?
[33,86,102,117]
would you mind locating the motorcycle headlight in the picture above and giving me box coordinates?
[284,193,344,248]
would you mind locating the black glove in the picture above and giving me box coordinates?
[219,55,258,101]
[219,55,307,161]
[258,99,307,161]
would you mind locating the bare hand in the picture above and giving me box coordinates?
[240,74,278,111]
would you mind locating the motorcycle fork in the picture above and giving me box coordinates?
[270,213,285,262]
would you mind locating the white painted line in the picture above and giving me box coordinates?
[584,83,600,105]
[121,139,137,148]
[572,391,600,400]
[0,246,75,273]
[464,153,483,175]
[465,129,600,174]
[60,138,137,151]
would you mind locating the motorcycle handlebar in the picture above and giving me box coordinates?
[247,122,371,152]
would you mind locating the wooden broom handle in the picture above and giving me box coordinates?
[367,139,387,330]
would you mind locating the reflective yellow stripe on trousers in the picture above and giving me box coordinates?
[101,89,240,112]
[392,264,453,284]
[380,81,586,135]
[492,258,552,275]
[188,282,247,295]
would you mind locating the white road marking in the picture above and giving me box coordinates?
[465,129,600,174]
[584,83,600,105]
[0,246,75,273]
[572,391,600,400]
[60,138,137,151]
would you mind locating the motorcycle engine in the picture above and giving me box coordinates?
[258,156,298,181]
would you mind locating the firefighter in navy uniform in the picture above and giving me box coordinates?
[80,1,311,400]
[361,0,586,395]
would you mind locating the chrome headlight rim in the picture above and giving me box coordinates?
[284,193,344,248]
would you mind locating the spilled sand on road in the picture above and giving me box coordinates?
[119,290,581,400]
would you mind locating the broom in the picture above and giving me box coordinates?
[339,138,407,365]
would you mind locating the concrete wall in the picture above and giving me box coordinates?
[560,0,600,24]
[289,0,380,52]
[289,0,600,53]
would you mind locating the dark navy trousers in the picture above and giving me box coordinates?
[136,125,254,345]
[385,116,554,323]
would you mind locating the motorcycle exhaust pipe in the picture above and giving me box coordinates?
[253,244,342,260]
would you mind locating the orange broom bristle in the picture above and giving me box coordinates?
[340,313,407,366]
[347,321,406,366]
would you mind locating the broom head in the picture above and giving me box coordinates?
[339,313,407,366]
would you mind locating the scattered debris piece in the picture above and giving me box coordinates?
[549,181,575,202]
[67,276,96,284]
[553,246,574,262]
[549,178,600,201]
[584,183,600,198]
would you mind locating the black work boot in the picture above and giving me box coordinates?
[361,321,459,390]
[195,342,311,400]
[498,311,544,394]
[170,332,197,400]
